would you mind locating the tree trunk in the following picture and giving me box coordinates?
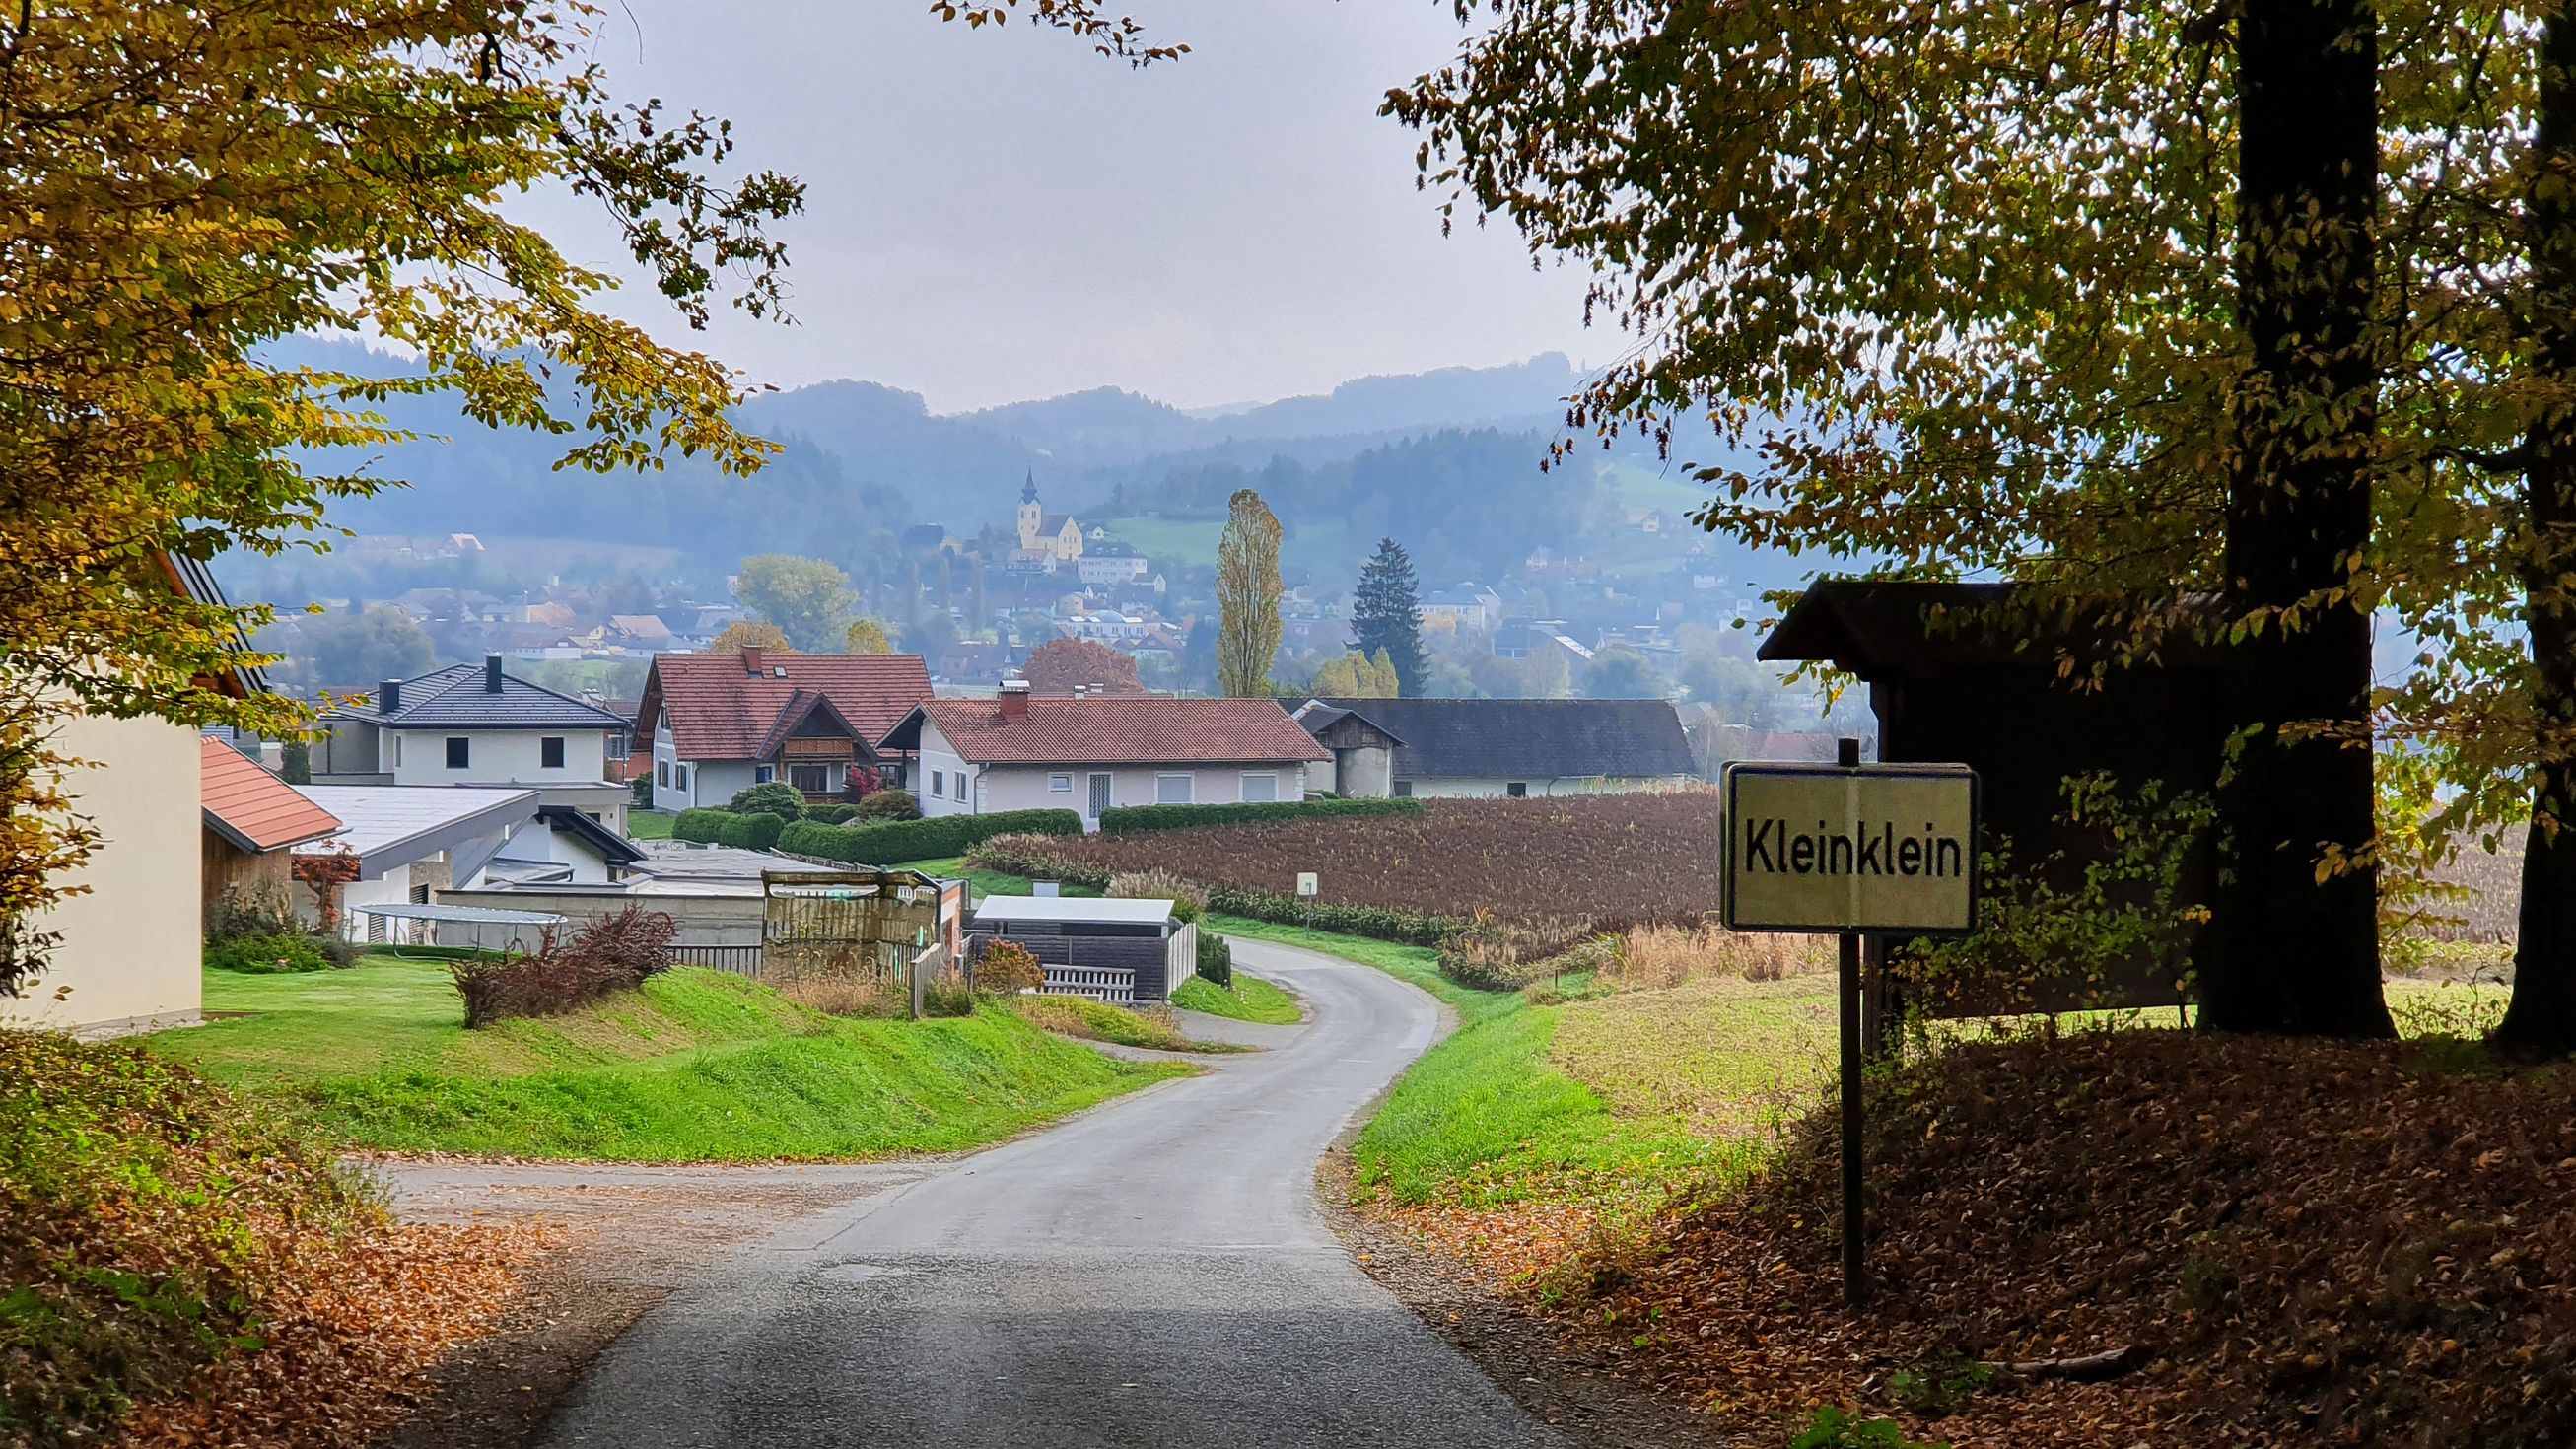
[2199,0,2395,1037]
[2496,5,2576,1058]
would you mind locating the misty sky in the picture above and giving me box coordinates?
[519,1,1600,414]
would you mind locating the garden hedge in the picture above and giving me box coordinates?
[1097,796,1424,835]
[672,807,785,852]
[776,807,1085,866]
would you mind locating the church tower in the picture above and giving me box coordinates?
[1016,470,1042,552]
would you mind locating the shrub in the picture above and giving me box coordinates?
[1010,995,1192,1050]
[728,780,810,819]
[975,938,1045,995]
[1097,796,1424,834]
[671,807,785,852]
[206,933,331,974]
[777,808,1083,866]
[1,1033,378,1443]
[1197,931,1233,987]
[204,884,303,943]
[922,971,978,1018]
[857,788,920,821]
[310,932,366,969]
[1108,869,1210,915]
[449,907,676,1027]
[803,802,859,825]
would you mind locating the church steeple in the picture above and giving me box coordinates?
[1020,470,1038,505]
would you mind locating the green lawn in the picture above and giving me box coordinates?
[1171,972,1301,1024]
[626,809,674,840]
[151,958,1184,1161]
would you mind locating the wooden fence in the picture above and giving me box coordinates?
[1043,963,1137,1006]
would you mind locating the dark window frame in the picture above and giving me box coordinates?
[445,736,470,769]
[540,736,566,769]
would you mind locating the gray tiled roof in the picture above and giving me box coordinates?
[1304,697,1698,782]
[338,662,631,730]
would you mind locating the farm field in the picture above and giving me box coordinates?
[979,794,1722,938]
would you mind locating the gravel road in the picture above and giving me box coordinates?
[537,937,1568,1449]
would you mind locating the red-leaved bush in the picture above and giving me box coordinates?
[449,907,677,1028]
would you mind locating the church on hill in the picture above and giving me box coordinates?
[1014,472,1085,565]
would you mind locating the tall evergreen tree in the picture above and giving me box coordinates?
[1352,538,1427,697]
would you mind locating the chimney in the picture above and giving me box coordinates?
[741,645,765,677]
[484,654,505,693]
[378,678,402,713]
[999,679,1030,723]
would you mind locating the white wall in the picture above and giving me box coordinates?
[385,726,609,787]
[915,725,975,819]
[976,763,1304,823]
[491,818,616,885]
[1401,775,1690,799]
[11,715,203,1034]
[650,745,758,814]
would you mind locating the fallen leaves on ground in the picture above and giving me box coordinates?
[1378,1029,2576,1448]
[118,1221,572,1449]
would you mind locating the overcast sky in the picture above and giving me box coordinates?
[520,1,1600,414]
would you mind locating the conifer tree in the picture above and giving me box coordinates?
[1353,539,1428,696]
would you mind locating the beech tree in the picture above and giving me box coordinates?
[845,617,896,656]
[1025,638,1146,694]
[736,554,855,653]
[1390,0,2405,1036]
[1216,489,1285,698]
[708,621,793,656]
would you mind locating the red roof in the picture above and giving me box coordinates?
[898,696,1330,766]
[640,650,934,762]
[199,737,342,852]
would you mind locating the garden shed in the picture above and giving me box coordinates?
[968,895,1197,1005]
[1761,579,2233,1015]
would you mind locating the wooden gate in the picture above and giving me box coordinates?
[762,870,944,1013]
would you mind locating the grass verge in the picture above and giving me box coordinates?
[624,810,673,840]
[152,959,1185,1161]
[1008,996,1243,1053]
[1169,972,1301,1024]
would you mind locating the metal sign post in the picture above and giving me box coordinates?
[1722,740,1979,1308]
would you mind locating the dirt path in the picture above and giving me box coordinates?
[370,1160,937,1449]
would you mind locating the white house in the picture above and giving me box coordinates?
[878,684,1329,828]
[311,655,636,829]
[292,785,540,940]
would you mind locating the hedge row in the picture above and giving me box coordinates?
[672,807,784,852]
[1096,796,1425,835]
[777,808,1086,866]
[965,841,1468,946]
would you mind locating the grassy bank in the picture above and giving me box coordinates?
[1170,972,1301,1024]
[625,809,673,840]
[152,958,1184,1161]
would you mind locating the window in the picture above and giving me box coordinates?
[657,760,669,787]
[674,763,689,792]
[1240,771,1279,803]
[791,763,831,794]
[1155,773,1195,805]
[754,764,775,784]
[445,736,470,769]
[1393,780,1414,798]
[603,732,628,761]
[541,736,566,769]
[1049,772,1074,794]
[1506,782,1528,798]
[928,770,944,800]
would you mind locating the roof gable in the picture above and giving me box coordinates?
[200,737,342,852]
[643,651,933,762]
[1309,697,1697,782]
[892,696,1330,767]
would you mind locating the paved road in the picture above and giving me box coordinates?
[540,937,1566,1449]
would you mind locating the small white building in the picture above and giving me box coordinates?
[311,655,636,830]
[292,785,540,941]
[879,685,1329,829]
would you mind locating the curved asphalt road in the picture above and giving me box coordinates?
[540,936,1567,1449]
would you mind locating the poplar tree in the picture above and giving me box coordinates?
[1216,489,1285,698]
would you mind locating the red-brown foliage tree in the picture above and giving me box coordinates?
[1023,638,1145,694]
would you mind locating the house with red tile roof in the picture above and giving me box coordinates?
[879,683,1328,827]
[200,735,344,920]
[636,647,934,813]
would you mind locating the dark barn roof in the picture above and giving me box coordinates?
[1302,698,1697,783]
